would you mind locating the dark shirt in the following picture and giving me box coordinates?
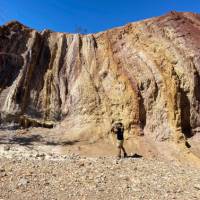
[115,127,124,140]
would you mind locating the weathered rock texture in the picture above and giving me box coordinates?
[1,11,200,144]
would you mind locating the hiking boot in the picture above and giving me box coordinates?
[124,152,128,158]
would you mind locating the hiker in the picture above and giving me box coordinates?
[111,122,127,159]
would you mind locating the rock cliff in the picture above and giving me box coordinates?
[0,11,200,148]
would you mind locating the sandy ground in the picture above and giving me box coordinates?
[0,128,200,200]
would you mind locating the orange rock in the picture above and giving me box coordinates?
[0,12,200,145]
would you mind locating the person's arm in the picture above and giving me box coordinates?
[111,127,117,134]
[110,127,114,134]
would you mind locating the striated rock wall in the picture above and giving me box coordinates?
[0,12,200,143]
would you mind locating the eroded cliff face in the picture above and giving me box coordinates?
[0,12,200,144]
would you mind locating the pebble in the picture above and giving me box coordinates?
[18,178,29,187]
[3,145,10,151]
[194,184,200,190]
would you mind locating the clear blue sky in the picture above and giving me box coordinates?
[0,0,200,33]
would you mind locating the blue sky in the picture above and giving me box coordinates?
[0,0,200,33]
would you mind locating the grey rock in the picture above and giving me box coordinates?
[18,178,29,187]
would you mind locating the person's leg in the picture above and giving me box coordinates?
[117,140,121,158]
[117,147,121,158]
[121,146,127,157]
[120,140,127,157]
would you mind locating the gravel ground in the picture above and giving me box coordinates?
[0,145,200,200]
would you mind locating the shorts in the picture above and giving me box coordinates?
[117,140,124,148]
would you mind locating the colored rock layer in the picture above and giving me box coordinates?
[0,11,200,143]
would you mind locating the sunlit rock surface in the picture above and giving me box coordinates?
[0,12,200,146]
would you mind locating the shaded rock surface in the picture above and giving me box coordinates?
[1,12,200,161]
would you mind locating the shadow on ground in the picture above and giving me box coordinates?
[0,135,42,146]
[45,140,80,146]
[0,134,80,146]
[127,153,143,158]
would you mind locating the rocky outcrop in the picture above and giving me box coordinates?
[0,12,200,145]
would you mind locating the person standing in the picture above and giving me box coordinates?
[111,122,127,159]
